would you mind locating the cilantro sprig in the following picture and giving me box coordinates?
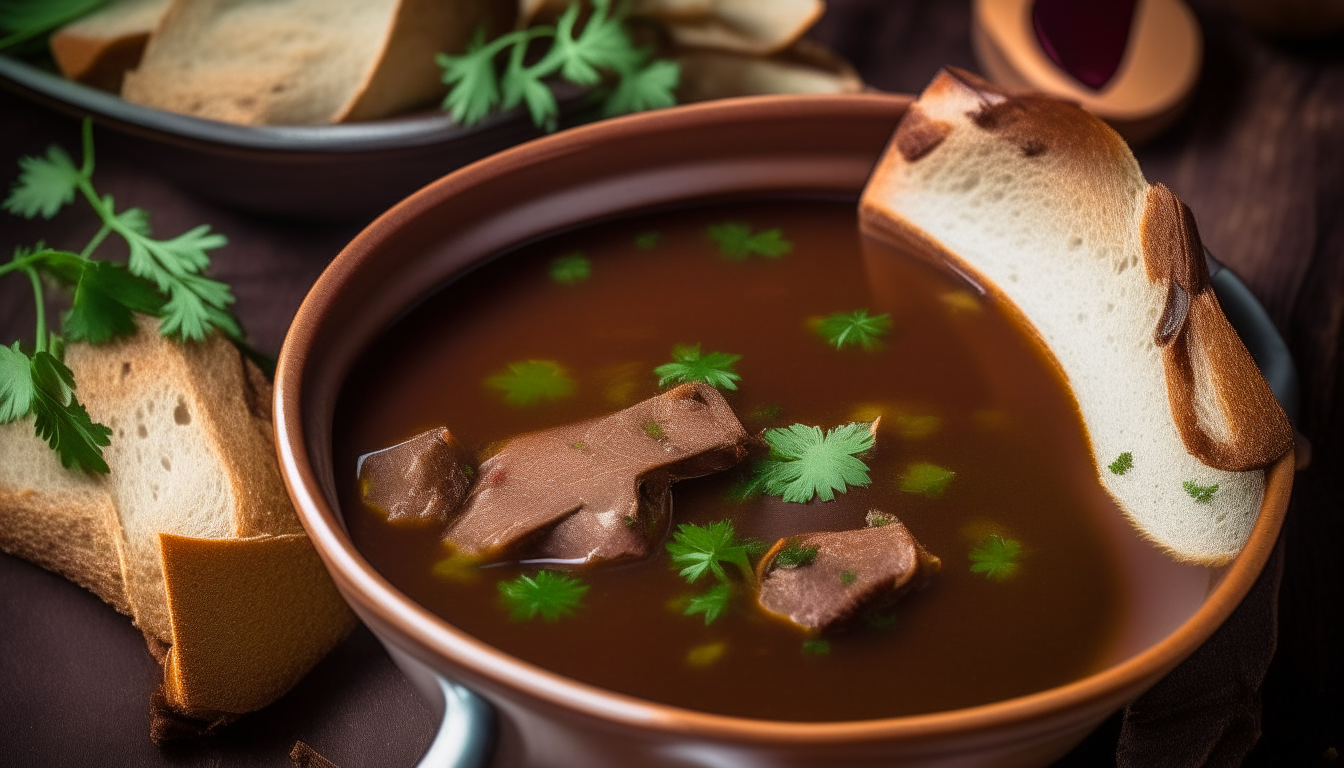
[437,0,678,132]
[706,222,792,260]
[758,422,876,503]
[498,570,589,621]
[666,520,766,625]
[969,535,1022,582]
[654,344,741,390]
[485,359,576,406]
[1,120,245,472]
[812,309,892,351]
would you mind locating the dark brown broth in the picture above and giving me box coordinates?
[334,200,1127,721]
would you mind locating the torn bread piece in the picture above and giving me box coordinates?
[121,0,511,125]
[674,39,862,102]
[0,315,354,731]
[859,68,1291,564]
[49,0,171,92]
[442,382,751,563]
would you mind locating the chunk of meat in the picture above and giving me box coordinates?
[358,427,474,526]
[756,514,940,632]
[445,382,751,563]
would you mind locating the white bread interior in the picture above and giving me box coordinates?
[120,0,508,125]
[49,0,171,92]
[860,69,1291,565]
[0,315,354,716]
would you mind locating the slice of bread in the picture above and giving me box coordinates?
[120,0,510,125]
[0,315,355,722]
[674,39,862,103]
[49,0,172,92]
[860,69,1292,565]
[635,0,824,56]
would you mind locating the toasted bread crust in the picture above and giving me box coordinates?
[1141,184,1294,471]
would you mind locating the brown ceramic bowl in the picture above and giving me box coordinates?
[273,94,1294,767]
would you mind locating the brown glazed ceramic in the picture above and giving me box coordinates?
[273,94,1294,767]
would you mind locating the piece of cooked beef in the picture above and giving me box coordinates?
[445,382,752,563]
[358,427,474,526]
[756,514,940,632]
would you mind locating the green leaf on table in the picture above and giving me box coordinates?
[3,145,83,220]
[654,343,741,390]
[969,534,1022,582]
[485,360,576,406]
[812,309,892,351]
[757,422,875,503]
[707,222,792,260]
[898,462,956,498]
[497,570,589,621]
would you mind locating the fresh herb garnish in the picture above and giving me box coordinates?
[666,520,756,584]
[436,0,678,131]
[725,463,770,502]
[497,570,589,621]
[706,222,792,260]
[653,343,741,390]
[549,253,590,284]
[0,0,104,53]
[1107,452,1133,475]
[642,420,665,439]
[969,535,1022,582]
[772,539,819,569]
[634,231,660,250]
[684,582,732,625]
[1,121,245,472]
[485,360,576,406]
[840,570,857,585]
[1183,481,1218,503]
[757,422,875,503]
[866,510,896,527]
[801,638,831,655]
[812,309,892,351]
[899,462,956,498]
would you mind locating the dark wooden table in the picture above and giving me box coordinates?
[1,1,1339,765]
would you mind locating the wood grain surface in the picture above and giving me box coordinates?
[1,1,1339,765]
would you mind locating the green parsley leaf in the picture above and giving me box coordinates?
[666,520,754,584]
[62,261,165,343]
[634,231,660,250]
[485,360,576,406]
[758,422,875,503]
[725,462,770,502]
[549,252,590,284]
[436,29,502,126]
[602,58,679,117]
[642,420,665,439]
[29,351,112,473]
[801,638,831,655]
[0,341,35,423]
[812,309,893,351]
[1109,452,1134,475]
[969,534,1022,582]
[899,462,956,498]
[684,582,732,625]
[772,539,819,569]
[0,0,104,51]
[3,145,83,220]
[1183,481,1218,503]
[497,570,588,621]
[116,214,238,341]
[653,343,742,390]
[706,222,792,260]
[840,570,857,585]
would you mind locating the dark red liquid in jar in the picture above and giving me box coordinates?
[1033,0,1137,90]
[333,200,1127,720]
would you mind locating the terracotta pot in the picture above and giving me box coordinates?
[273,93,1294,768]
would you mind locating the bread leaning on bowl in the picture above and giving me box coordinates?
[0,315,355,733]
[861,68,1292,565]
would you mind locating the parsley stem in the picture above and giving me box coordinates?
[80,224,110,260]
[24,266,46,354]
[80,118,96,177]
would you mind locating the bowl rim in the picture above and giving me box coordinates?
[273,92,1294,744]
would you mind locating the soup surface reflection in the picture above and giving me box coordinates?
[335,200,1127,720]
